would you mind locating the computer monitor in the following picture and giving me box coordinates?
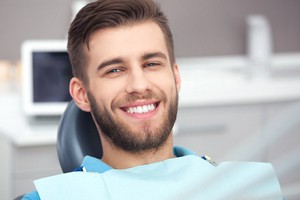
[21,40,73,116]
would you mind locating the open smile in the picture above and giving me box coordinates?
[126,103,157,114]
[121,102,159,115]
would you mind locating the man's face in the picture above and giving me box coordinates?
[85,22,181,153]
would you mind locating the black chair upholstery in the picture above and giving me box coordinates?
[14,195,24,200]
[56,100,102,173]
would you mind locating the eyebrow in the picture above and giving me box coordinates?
[97,58,124,71]
[142,52,167,61]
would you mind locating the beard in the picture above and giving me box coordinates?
[87,89,178,153]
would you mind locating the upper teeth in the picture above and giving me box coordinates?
[127,104,156,114]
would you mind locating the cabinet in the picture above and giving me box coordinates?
[0,136,61,200]
[13,144,62,196]
[174,104,266,162]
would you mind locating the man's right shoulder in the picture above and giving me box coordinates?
[22,191,40,200]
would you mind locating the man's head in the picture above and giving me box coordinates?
[68,0,180,154]
[68,0,175,86]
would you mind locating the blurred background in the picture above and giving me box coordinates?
[0,0,300,60]
[0,0,300,199]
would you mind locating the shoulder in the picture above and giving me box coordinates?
[22,191,40,200]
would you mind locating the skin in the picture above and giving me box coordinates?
[70,21,181,169]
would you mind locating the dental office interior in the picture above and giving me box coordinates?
[1,0,300,199]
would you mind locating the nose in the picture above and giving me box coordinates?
[125,67,151,94]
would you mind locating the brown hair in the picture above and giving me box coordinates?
[67,0,175,85]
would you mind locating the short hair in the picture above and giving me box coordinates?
[67,0,175,85]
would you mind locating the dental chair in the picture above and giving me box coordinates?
[57,100,102,173]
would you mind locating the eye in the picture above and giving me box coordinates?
[144,62,160,68]
[107,68,121,74]
[104,67,126,78]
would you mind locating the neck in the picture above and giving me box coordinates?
[100,134,175,169]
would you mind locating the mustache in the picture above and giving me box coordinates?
[113,90,167,108]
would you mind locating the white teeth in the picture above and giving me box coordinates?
[137,106,143,113]
[142,105,148,113]
[127,104,156,114]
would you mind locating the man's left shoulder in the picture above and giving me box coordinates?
[21,191,40,200]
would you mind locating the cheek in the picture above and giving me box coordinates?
[93,82,126,109]
[152,74,178,97]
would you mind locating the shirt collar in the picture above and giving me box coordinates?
[81,146,197,173]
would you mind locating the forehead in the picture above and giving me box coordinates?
[86,21,169,63]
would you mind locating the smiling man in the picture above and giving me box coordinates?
[75,21,180,169]
[22,0,283,199]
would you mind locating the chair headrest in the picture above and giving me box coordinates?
[56,100,102,173]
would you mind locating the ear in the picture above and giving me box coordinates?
[173,64,181,92]
[69,77,91,112]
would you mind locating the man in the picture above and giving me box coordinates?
[23,0,283,199]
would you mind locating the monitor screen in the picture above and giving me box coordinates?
[32,52,72,103]
[22,40,73,116]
